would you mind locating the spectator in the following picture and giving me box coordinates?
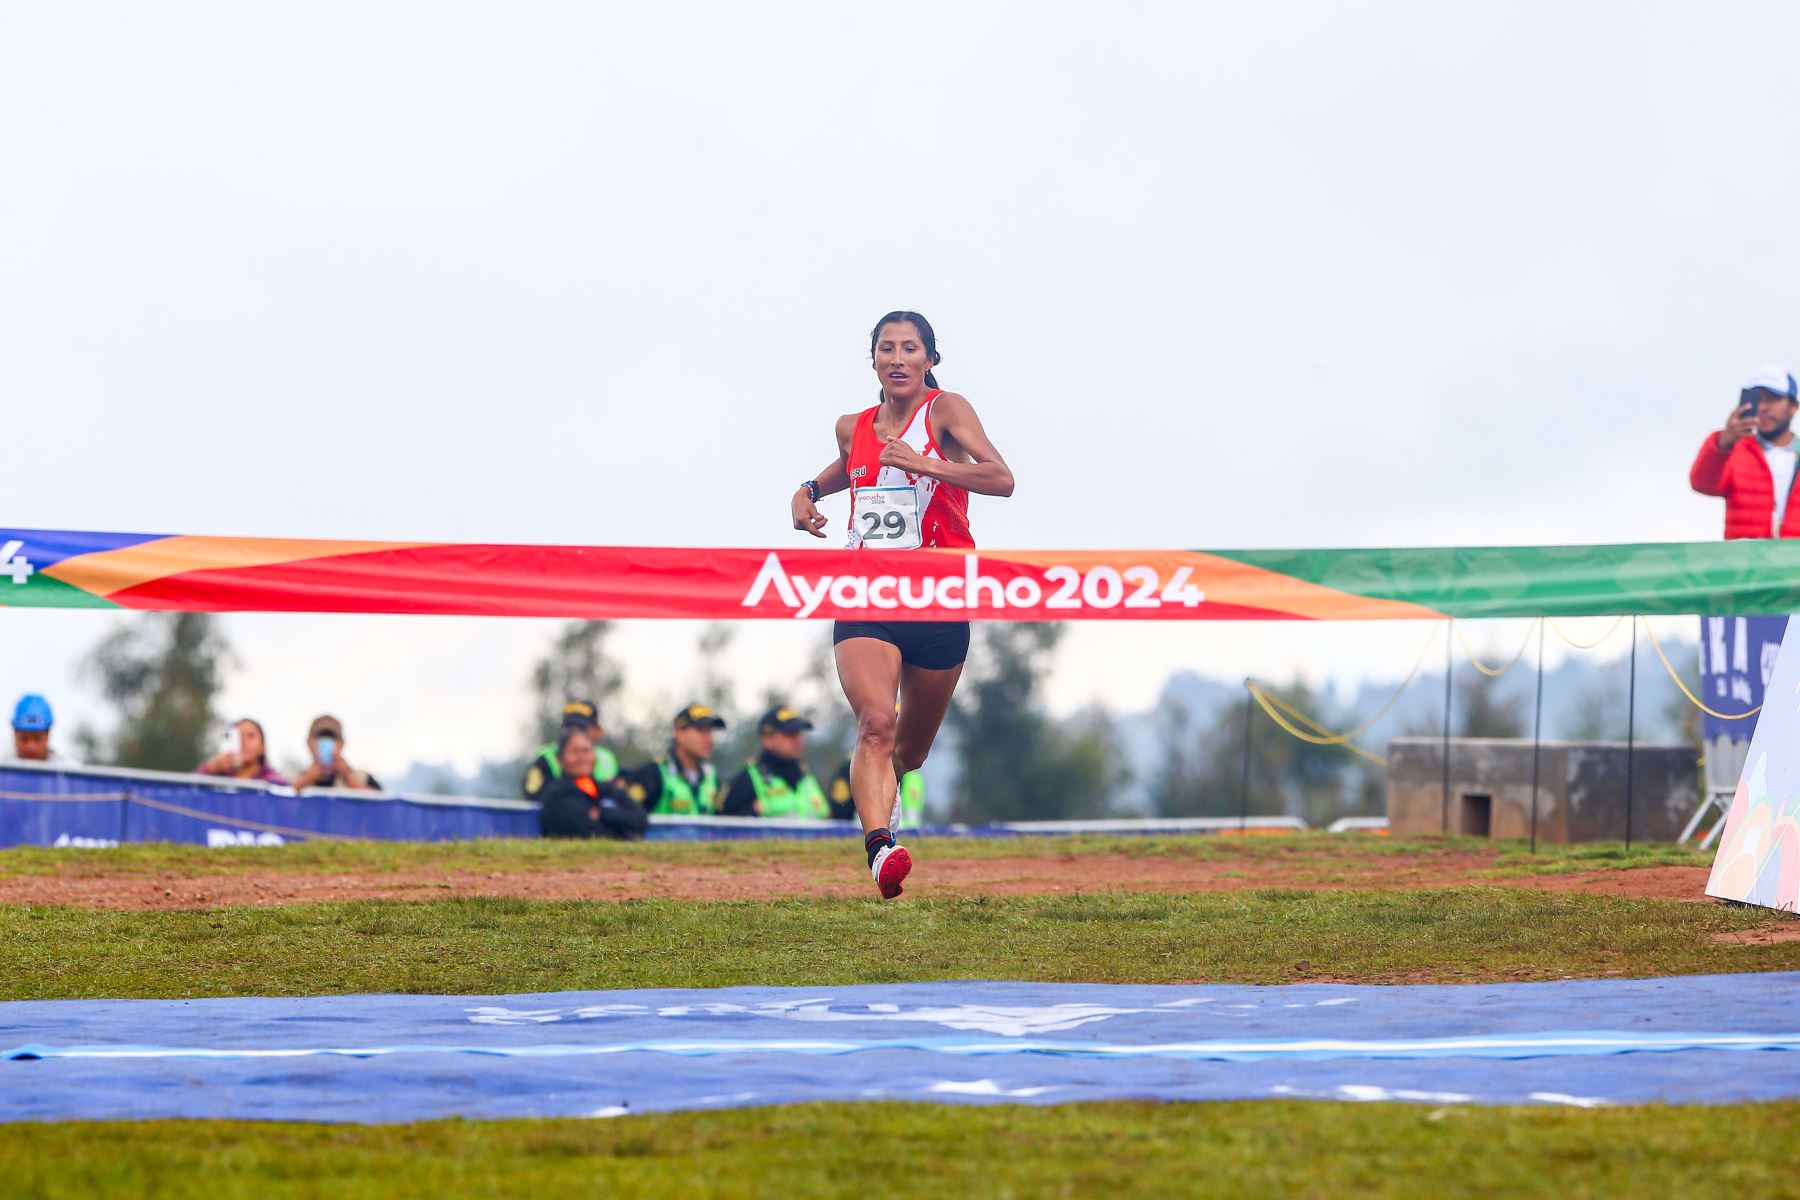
[292,714,382,791]
[10,694,55,762]
[722,705,830,818]
[538,728,647,840]
[522,699,620,803]
[1690,364,1800,538]
[829,759,925,826]
[197,718,289,784]
[620,703,725,815]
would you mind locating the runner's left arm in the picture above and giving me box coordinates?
[880,392,1015,497]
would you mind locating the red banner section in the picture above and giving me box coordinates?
[19,534,1440,621]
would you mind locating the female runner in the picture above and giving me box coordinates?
[790,311,1014,898]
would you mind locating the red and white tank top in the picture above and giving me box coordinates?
[845,389,974,549]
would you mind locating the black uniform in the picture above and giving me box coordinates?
[826,761,856,820]
[537,777,647,840]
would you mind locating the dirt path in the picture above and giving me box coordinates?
[0,852,1714,910]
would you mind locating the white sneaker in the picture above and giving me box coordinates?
[870,843,913,900]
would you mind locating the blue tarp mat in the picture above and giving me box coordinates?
[6,975,1800,1121]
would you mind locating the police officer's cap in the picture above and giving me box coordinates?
[759,705,814,736]
[560,699,602,730]
[674,703,727,730]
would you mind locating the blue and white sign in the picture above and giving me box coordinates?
[1699,615,1787,742]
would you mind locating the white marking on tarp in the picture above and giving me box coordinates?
[1529,1092,1608,1108]
[930,1080,1056,1097]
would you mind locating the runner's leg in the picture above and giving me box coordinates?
[835,636,903,835]
[892,660,964,826]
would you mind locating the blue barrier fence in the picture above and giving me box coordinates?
[0,761,1311,849]
[0,761,538,848]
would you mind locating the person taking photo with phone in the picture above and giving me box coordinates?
[197,717,289,784]
[1691,364,1800,538]
[292,714,381,791]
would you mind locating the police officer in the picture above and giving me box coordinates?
[722,705,830,819]
[522,699,620,803]
[620,703,725,816]
[829,760,924,827]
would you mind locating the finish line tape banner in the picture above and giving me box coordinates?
[5,527,1800,621]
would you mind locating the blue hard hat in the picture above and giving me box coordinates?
[12,694,53,732]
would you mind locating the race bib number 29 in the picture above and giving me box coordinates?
[849,486,921,550]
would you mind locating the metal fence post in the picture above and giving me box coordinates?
[1442,621,1453,833]
[1529,620,1546,854]
[1625,618,1637,851]
[1239,682,1253,834]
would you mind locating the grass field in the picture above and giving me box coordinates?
[2,888,1794,999]
[2,834,1793,1199]
[0,831,1714,879]
[11,1102,1800,1200]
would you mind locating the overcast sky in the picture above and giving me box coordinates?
[3,2,1796,777]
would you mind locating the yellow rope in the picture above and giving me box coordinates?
[1238,625,1437,766]
[1454,618,1539,677]
[1548,615,1625,651]
[1253,686,1343,738]
[1268,624,1441,744]
[1639,617,1762,721]
[1245,681,1388,766]
[1315,625,1440,740]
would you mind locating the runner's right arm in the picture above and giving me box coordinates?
[792,413,859,537]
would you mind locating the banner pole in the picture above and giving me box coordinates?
[1442,621,1453,834]
[1530,619,1546,854]
[1239,682,1253,834]
[1625,618,1638,852]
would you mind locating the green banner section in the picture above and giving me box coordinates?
[0,574,120,611]
[1217,541,1800,618]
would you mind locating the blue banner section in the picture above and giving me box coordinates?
[0,763,536,848]
[4,976,1799,1120]
[1699,615,1787,742]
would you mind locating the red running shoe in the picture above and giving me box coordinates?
[870,844,913,899]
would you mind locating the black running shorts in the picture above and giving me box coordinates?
[832,620,971,670]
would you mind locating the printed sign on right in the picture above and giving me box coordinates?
[1706,617,1800,911]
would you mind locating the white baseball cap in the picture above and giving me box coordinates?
[1743,364,1797,398]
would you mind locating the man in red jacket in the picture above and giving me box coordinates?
[1690,365,1800,539]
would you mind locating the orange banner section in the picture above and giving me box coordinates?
[44,536,434,598]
